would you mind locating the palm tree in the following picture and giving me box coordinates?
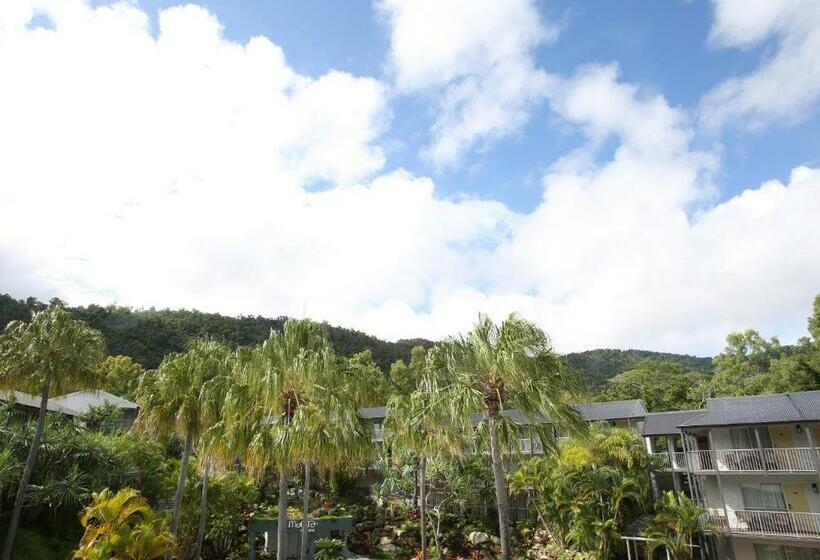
[441,313,584,560]
[221,319,351,560]
[74,487,176,560]
[386,358,466,560]
[644,491,720,560]
[135,338,231,542]
[0,303,106,560]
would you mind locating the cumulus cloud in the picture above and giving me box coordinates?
[700,0,820,129]
[1,1,819,356]
[377,0,555,167]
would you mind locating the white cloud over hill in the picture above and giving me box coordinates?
[0,0,819,355]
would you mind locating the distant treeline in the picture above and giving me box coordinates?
[564,349,713,390]
[1,293,711,390]
[0,294,432,372]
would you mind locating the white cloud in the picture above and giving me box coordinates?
[358,66,820,354]
[377,0,555,168]
[1,1,819,357]
[700,0,820,129]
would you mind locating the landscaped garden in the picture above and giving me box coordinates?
[0,297,818,559]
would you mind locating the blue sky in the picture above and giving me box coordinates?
[2,0,819,353]
[102,0,820,212]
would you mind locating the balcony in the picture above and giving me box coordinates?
[654,448,820,473]
[704,508,820,540]
[651,451,687,470]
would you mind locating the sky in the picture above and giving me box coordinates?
[1,0,819,355]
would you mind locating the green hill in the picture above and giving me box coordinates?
[565,348,713,390]
[0,294,711,387]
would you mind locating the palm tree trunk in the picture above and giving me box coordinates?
[277,465,289,560]
[419,456,428,560]
[488,415,512,560]
[194,462,210,559]
[1,377,50,560]
[172,424,195,536]
[299,463,311,560]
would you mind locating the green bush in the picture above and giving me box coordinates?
[313,538,345,560]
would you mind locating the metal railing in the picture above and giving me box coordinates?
[762,447,818,472]
[704,508,820,540]
[651,451,689,470]
[713,447,818,472]
[687,450,715,471]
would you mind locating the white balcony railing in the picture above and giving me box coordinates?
[651,451,689,470]
[652,452,672,469]
[763,447,818,472]
[680,447,819,473]
[704,508,820,540]
[714,447,818,472]
[687,450,715,471]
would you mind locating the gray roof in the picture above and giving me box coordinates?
[641,410,705,436]
[573,399,647,421]
[50,390,138,415]
[471,409,552,427]
[358,406,387,420]
[679,390,820,428]
[0,390,79,415]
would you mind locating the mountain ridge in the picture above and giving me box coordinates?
[0,293,712,388]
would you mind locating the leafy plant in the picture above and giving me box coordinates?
[313,538,345,560]
[73,487,176,560]
[643,491,720,560]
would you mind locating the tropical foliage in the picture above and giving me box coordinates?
[0,303,106,560]
[440,313,585,560]
[643,491,720,560]
[73,487,176,560]
[509,426,657,559]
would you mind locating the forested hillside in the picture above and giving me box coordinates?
[0,294,432,372]
[2,294,819,407]
[564,349,713,390]
[1,293,710,387]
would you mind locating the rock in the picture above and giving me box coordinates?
[378,536,393,546]
[468,531,491,545]
[379,543,399,553]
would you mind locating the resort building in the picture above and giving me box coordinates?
[0,389,139,429]
[51,390,140,429]
[679,392,820,560]
[360,391,820,559]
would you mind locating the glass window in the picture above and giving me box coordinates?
[731,427,773,448]
[742,484,787,511]
[731,428,753,449]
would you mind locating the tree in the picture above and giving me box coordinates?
[598,360,709,412]
[73,487,176,560]
[296,374,371,560]
[98,355,145,401]
[221,319,357,560]
[346,350,389,406]
[709,325,819,397]
[644,491,719,560]
[440,313,584,560]
[134,338,231,543]
[0,303,106,560]
[386,361,466,560]
[389,345,427,395]
[510,425,653,558]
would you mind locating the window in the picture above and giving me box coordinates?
[742,483,787,511]
[731,427,773,449]
[755,544,820,560]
